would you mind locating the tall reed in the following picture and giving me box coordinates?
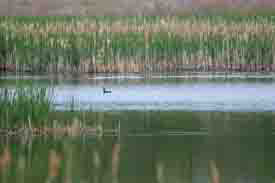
[0,87,54,127]
[1,16,275,73]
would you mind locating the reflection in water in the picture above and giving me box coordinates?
[0,147,11,173]
[156,160,164,183]
[0,111,272,183]
[46,150,61,183]
[111,140,120,183]
[0,135,270,183]
[209,160,220,183]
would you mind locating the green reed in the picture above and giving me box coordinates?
[1,16,275,73]
[0,86,99,129]
[0,87,54,127]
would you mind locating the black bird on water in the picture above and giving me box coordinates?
[103,87,112,94]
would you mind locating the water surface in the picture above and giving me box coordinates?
[0,73,273,183]
[1,73,275,111]
[0,111,273,183]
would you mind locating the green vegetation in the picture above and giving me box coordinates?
[1,16,275,73]
[0,87,53,127]
[0,87,95,129]
[0,86,113,136]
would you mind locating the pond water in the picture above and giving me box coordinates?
[0,73,274,183]
[1,73,275,111]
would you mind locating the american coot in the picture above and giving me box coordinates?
[103,87,112,94]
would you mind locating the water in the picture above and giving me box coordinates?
[0,73,274,183]
[0,111,273,183]
[1,73,275,111]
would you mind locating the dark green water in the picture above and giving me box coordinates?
[0,111,274,183]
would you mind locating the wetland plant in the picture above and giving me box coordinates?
[0,87,53,128]
[0,87,110,136]
[0,16,275,73]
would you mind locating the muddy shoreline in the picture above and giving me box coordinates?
[1,63,275,74]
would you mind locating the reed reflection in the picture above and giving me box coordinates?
[46,150,61,183]
[0,110,271,183]
[209,160,220,183]
[0,147,11,173]
[111,138,121,183]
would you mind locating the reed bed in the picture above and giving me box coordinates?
[0,87,115,136]
[0,87,54,127]
[1,16,275,73]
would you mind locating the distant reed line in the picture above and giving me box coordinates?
[1,16,275,73]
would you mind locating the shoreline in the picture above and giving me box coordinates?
[1,63,275,75]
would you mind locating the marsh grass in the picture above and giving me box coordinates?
[1,16,275,73]
[0,87,54,127]
[0,87,110,136]
[0,86,90,125]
